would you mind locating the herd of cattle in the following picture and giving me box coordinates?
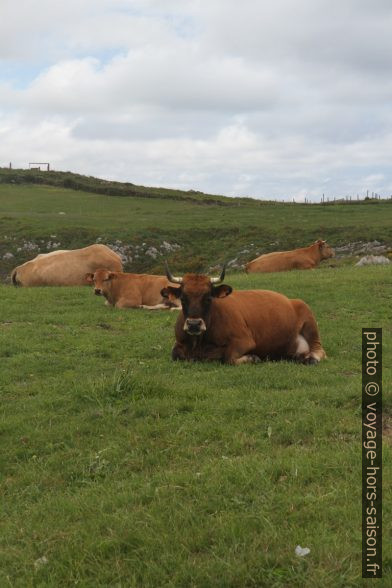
[10,240,335,366]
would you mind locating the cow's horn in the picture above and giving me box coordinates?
[210,264,226,284]
[165,261,183,284]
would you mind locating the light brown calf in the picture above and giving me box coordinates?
[245,240,335,273]
[86,269,181,310]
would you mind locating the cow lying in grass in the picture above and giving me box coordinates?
[11,244,122,286]
[86,269,181,310]
[245,239,335,273]
[163,264,326,365]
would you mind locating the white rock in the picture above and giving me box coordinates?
[146,247,159,258]
[356,255,390,266]
[34,556,48,569]
[295,545,310,557]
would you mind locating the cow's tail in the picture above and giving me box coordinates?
[11,269,20,286]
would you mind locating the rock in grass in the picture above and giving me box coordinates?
[356,255,390,266]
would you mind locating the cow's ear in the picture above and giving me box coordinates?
[212,284,232,298]
[161,286,181,299]
[316,239,324,247]
[85,273,94,283]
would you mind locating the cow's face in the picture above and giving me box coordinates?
[85,269,116,296]
[317,240,335,259]
[162,274,232,336]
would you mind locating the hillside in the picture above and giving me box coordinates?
[0,167,254,206]
[1,168,391,280]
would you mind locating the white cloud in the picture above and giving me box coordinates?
[1,0,392,199]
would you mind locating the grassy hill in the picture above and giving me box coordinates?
[1,168,391,279]
[0,167,259,205]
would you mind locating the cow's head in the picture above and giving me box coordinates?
[85,269,117,296]
[316,239,335,259]
[162,264,232,336]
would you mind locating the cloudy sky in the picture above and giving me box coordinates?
[1,0,392,200]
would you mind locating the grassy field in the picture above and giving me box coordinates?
[1,183,391,238]
[1,179,392,278]
[1,266,391,587]
[1,174,391,585]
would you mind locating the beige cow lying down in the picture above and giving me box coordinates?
[86,269,181,310]
[11,244,122,286]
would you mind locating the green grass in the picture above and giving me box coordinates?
[1,181,392,279]
[1,266,391,587]
[2,183,392,237]
[0,167,250,205]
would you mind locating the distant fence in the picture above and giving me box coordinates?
[2,165,392,205]
[28,162,50,171]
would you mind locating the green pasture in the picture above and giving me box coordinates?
[1,182,392,280]
[1,266,391,587]
[1,183,392,240]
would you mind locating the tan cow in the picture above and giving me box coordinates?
[11,244,122,286]
[245,240,335,273]
[86,269,181,310]
[163,265,326,365]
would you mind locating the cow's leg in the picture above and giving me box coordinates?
[140,303,171,310]
[291,300,326,364]
[172,341,226,362]
[232,354,261,365]
[139,302,181,310]
[300,318,326,363]
[172,343,188,361]
[224,337,260,366]
[115,298,139,309]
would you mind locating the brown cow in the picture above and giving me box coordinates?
[163,265,326,365]
[11,244,122,287]
[86,269,181,310]
[245,240,335,273]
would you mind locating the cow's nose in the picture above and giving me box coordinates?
[94,288,102,296]
[185,318,204,334]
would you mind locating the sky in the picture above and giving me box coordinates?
[1,0,392,201]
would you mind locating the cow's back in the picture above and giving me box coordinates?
[12,244,122,286]
[246,250,313,273]
[137,275,173,305]
[103,274,176,307]
[211,290,298,353]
